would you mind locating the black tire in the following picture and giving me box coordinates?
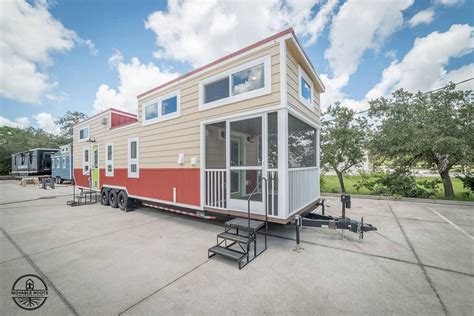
[101,189,110,206]
[118,191,129,212]
[55,177,61,184]
[109,190,119,208]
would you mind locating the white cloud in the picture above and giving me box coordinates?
[145,0,335,68]
[0,116,31,129]
[408,8,435,28]
[434,63,474,90]
[93,54,180,113]
[0,0,96,104]
[435,0,464,6]
[366,24,474,100]
[325,0,413,78]
[32,112,60,134]
[320,0,413,109]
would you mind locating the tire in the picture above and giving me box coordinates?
[55,177,61,184]
[101,189,110,206]
[118,191,129,212]
[109,190,119,208]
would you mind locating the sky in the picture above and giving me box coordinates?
[0,0,473,134]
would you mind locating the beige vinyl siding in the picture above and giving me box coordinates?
[286,44,321,124]
[73,43,281,171]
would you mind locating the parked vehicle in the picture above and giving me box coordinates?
[11,148,58,176]
[52,144,73,183]
[72,28,325,223]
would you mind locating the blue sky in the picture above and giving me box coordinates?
[0,0,473,134]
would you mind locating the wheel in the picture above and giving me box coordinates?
[55,177,61,184]
[101,189,110,206]
[109,190,119,208]
[118,191,129,211]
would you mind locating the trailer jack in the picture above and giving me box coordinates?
[294,195,377,249]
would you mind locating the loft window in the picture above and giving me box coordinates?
[145,102,158,120]
[79,126,89,141]
[162,96,178,116]
[231,63,264,96]
[143,91,180,125]
[200,55,271,110]
[301,77,311,103]
[204,77,230,103]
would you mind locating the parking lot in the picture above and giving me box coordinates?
[0,180,473,315]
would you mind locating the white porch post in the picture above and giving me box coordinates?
[316,127,321,198]
[278,108,289,218]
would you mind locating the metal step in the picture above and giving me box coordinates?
[225,218,265,231]
[208,245,247,261]
[218,232,251,243]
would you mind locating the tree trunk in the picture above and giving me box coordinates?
[336,171,346,193]
[439,170,454,197]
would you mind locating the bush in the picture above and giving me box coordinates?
[456,174,474,193]
[355,171,441,198]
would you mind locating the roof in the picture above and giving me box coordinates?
[73,108,137,128]
[137,28,296,99]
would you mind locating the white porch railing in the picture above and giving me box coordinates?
[288,167,319,213]
[205,169,227,209]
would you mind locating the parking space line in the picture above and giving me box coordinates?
[388,203,448,315]
[1,227,79,316]
[430,207,474,241]
[119,259,210,315]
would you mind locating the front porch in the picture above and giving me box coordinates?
[201,109,320,221]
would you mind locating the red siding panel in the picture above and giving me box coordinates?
[111,112,138,128]
[74,168,200,206]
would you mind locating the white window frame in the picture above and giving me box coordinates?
[142,90,181,126]
[82,147,90,175]
[52,158,55,169]
[62,157,66,169]
[128,137,139,178]
[78,126,90,142]
[298,65,313,109]
[56,157,60,169]
[105,142,114,177]
[198,54,272,111]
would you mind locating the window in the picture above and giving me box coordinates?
[204,77,229,103]
[288,114,316,168]
[62,157,66,169]
[143,91,180,125]
[79,126,89,141]
[162,96,178,116]
[199,55,271,110]
[128,138,139,178]
[105,143,114,177]
[52,158,55,169]
[83,148,89,174]
[145,102,158,120]
[231,63,264,96]
[56,158,60,169]
[298,65,313,108]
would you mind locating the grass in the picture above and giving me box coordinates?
[321,175,474,201]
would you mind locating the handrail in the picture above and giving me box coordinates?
[247,175,268,258]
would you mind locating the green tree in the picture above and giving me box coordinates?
[54,111,87,139]
[321,103,368,193]
[0,127,69,175]
[368,83,473,197]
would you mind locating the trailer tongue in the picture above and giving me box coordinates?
[295,194,377,244]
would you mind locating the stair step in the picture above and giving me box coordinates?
[208,245,247,261]
[218,232,251,243]
[225,218,265,231]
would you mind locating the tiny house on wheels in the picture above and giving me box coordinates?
[11,148,58,176]
[72,28,325,224]
[52,144,73,183]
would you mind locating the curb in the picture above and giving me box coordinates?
[322,192,474,207]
